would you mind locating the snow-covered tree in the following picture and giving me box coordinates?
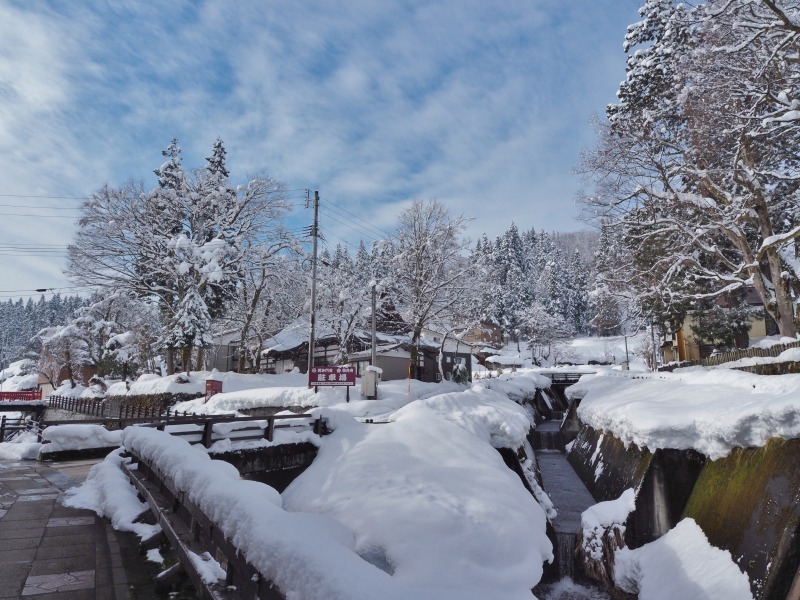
[67,139,292,372]
[390,200,472,380]
[580,0,800,337]
[162,288,213,375]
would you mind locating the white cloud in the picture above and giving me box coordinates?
[0,0,639,296]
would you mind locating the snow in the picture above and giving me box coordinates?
[614,518,753,600]
[187,550,226,584]
[749,335,799,349]
[112,418,549,600]
[0,359,39,391]
[283,407,552,599]
[568,369,800,459]
[0,431,41,460]
[174,375,465,422]
[581,489,636,562]
[389,384,533,449]
[62,448,161,541]
[40,424,122,454]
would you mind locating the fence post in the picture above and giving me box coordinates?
[202,421,214,448]
[266,417,275,442]
[0,416,5,443]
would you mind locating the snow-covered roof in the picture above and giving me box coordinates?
[485,355,526,366]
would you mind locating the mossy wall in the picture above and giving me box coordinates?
[567,426,705,548]
[683,438,800,600]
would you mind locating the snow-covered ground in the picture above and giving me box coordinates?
[4,356,794,598]
[60,379,553,600]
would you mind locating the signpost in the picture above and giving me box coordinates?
[309,366,356,401]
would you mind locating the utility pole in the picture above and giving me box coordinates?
[307,191,320,386]
[371,283,378,367]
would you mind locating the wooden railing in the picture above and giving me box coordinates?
[659,339,800,371]
[0,389,43,402]
[139,413,327,446]
[0,414,39,442]
[35,412,328,447]
[122,441,286,599]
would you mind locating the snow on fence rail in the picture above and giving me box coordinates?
[659,340,800,371]
[35,412,329,447]
[122,442,275,600]
[138,413,328,446]
[0,389,42,402]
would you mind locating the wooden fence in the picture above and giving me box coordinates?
[0,414,39,442]
[48,395,107,417]
[659,340,800,371]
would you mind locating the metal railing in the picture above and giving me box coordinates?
[0,389,43,402]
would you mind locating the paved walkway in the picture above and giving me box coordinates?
[0,459,129,599]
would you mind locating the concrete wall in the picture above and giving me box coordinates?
[567,424,800,598]
[683,438,800,600]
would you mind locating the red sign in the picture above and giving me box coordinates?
[205,379,223,399]
[309,366,356,387]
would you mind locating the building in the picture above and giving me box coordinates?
[661,288,781,363]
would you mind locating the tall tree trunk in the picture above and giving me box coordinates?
[196,346,205,372]
[166,347,175,375]
[182,347,191,376]
[410,326,422,381]
[765,247,798,337]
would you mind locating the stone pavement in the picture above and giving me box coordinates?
[0,459,129,599]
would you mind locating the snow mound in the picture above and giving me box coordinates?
[614,518,753,600]
[63,449,160,540]
[283,408,552,599]
[391,384,532,449]
[570,370,800,459]
[40,424,122,453]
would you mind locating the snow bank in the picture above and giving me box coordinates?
[0,431,41,460]
[40,424,122,454]
[614,518,753,600]
[175,376,464,420]
[51,382,88,398]
[570,370,800,459]
[283,409,551,599]
[390,384,532,449]
[478,370,550,403]
[62,449,160,540]
[708,346,800,370]
[119,426,405,600]
[580,489,636,575]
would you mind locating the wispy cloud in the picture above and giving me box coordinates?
[0,0,639,296]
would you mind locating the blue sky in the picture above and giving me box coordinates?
[0,0,640,299]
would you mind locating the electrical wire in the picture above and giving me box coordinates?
[321,196,392,238]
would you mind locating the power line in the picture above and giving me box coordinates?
[318,206,382,243]
[321,196,392,238]
[0,212,81,218]
[0,194,89,200]
[0,203,81,210]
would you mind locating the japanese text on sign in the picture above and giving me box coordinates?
[309,365,356,387]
